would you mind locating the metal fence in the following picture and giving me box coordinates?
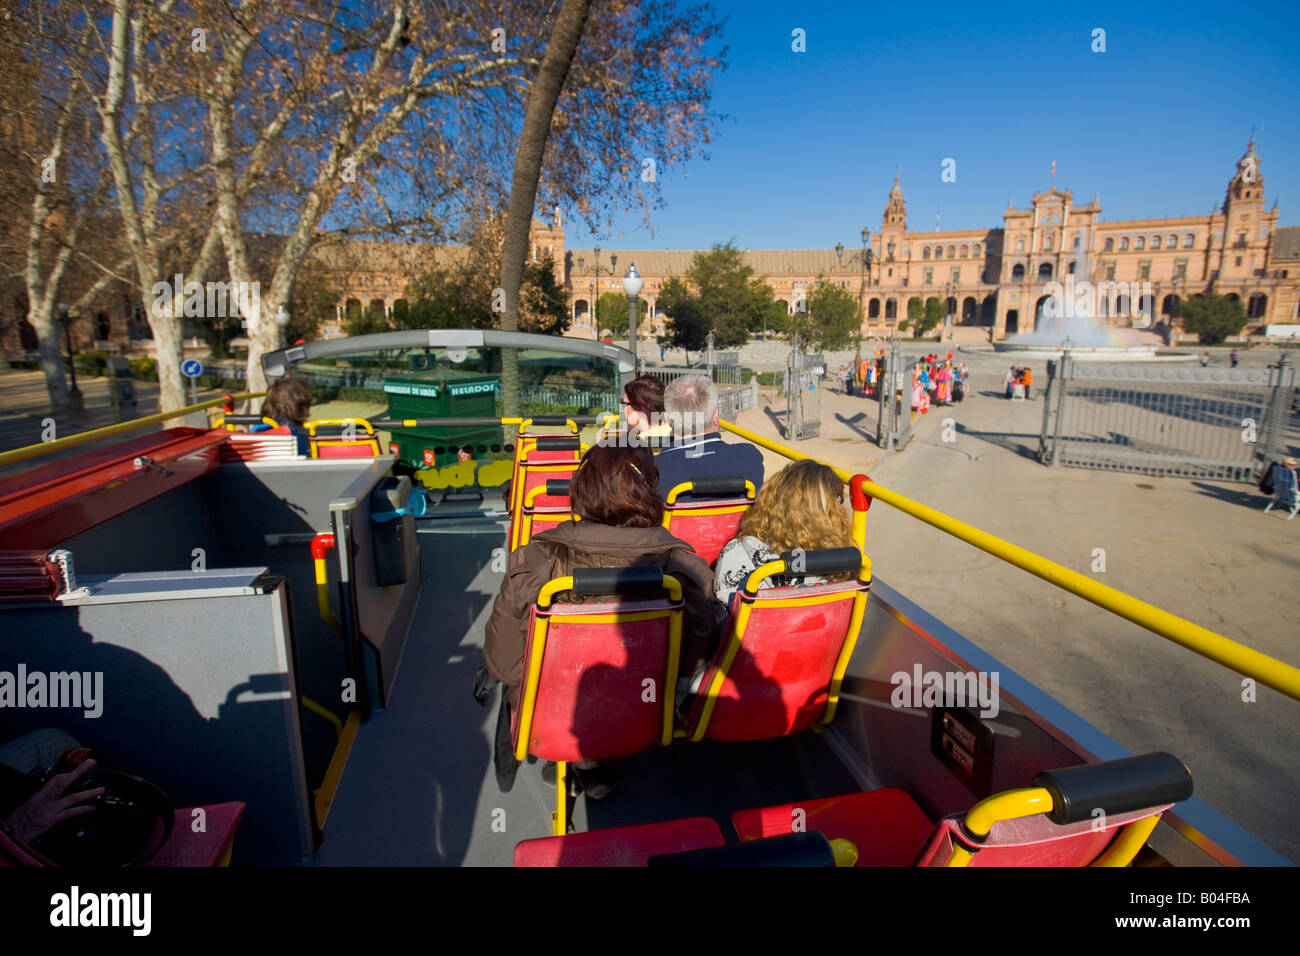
[1038,353,1296,481]
[876,342,914,450]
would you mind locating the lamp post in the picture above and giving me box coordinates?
[275,304,290,349]
[593,245,601,340]
[623,264,643,370]
[58,302,84,415]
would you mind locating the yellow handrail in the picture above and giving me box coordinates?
[720,418,1300,703]
[0,391,266,468]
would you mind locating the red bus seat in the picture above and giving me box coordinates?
[662,477,756,567]
[514,816,724,867]
[507,448,583,551]
[507,419,581,512]
[143,802,246,867]
[732,752,1192,867]
[516,479,575,549]
[513,567,685,835]
[683,547,870,742]
[306,418,382,459]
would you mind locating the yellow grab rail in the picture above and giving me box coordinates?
[0,391,266,468]
[720,418,1300,703]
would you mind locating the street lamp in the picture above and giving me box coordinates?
[58,302,84,415]
[275,304,290,349]
[622,264,643,369]
[593,245,601,340]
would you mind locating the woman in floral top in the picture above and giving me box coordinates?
[713,459,858,610]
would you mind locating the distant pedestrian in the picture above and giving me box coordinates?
[660,345,666,362]
[1200,352,1210,367]
[1230,349,1239,368]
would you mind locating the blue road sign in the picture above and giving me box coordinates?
[182,359,203,378]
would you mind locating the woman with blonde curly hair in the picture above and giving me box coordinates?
[712,459,858,609]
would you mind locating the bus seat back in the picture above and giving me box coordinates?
[514,597,680,764]
[690,582,866,741]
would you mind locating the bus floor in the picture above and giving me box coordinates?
[311,520,862,866]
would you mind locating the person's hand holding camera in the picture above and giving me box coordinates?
[4,758,105,844]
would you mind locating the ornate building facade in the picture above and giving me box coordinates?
[314,142,1300,342]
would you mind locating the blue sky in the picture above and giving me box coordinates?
[564,0,1300,251]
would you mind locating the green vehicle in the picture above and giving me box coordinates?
[382,370,503,469]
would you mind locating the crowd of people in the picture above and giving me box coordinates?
[479,372,853,799]
[836,349,970,408]
[1003,366,1034,399]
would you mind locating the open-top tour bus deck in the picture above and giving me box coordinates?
[0,330,1295,867]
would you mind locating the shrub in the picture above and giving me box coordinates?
[129,357,158,381]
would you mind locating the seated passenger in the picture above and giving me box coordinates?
[621,374,671,446]
[484,442,721,697]
[254,377,313,456]
[655,374,764,500]
[712,460,857,610]
[483,444,721,796]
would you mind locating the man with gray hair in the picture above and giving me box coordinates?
[656,374,764,500]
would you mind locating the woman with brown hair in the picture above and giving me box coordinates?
[257,377,314,456]
[712,459,858,609]
[481,442,720,795]
[609,373,671,446]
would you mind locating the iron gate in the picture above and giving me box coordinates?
[876,341,914,450]
[785,334,821,440]
[1038,352,1295,481]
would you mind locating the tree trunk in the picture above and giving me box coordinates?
[497,0,593,419]
[28,302,69,411]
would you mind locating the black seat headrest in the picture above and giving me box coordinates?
[570,566,666,597]
[534,436,582,451]
[776,546,863,576]
[1033,752,1193,825]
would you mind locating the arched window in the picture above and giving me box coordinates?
[868,298,881,319]
[923,247,930,259]
[1043,233,1054,252]
[959,245,968,257]
[1183,233,1194,248]
[885,298,897,319]
[1038,262,1053,281]
[1168,234,1178,248]
[1011,263,1025,281]
[1104,237,1114,252]
[1135,237,1145,250]
[935,246,943,259]
[1119,237,1129,251]
[1151,235,1161,250]
[947,245,956,258]
[1247,293,1267,318]
[1068,261,1077,275]
[973,243,981,257]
